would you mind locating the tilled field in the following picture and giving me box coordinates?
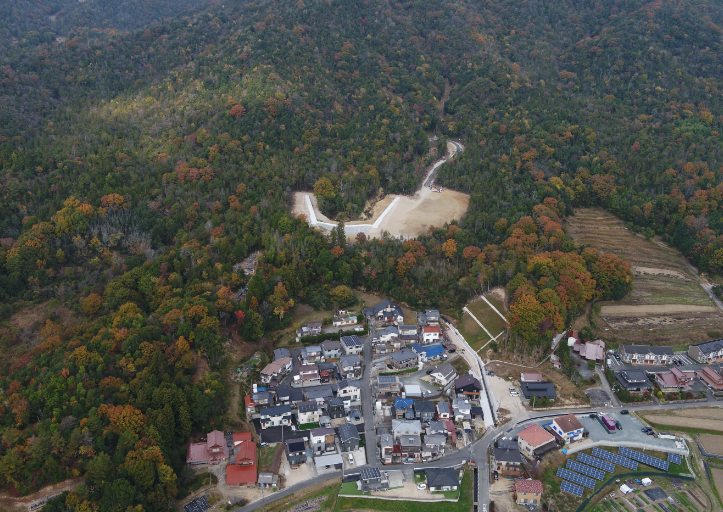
[699,433,723,456]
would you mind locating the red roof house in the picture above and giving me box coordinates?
[227,432,257,487]
[186,430,229,465]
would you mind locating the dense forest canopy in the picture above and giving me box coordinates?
[0,0,720,509]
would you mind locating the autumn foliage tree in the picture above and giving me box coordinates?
[229,104,247,117]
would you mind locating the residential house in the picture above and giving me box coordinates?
[517,425,557,459]
[551,414,584,442]
[275,386,304,405]
[260,357,293,384]
[416,343,445,362]
[427,420,447,436]
[321,340,343,359]
[186,430,229,465]
[689,339,723,364]
[418,309,440,326]
[614,370,653,394]
[398,324,419,344]
[374,342,391,355]
[227,432,257,487]
[455,375,482,399]
[341,335,363,355]
[274,348,291,360]
[259,405,292,430]
[258,473,278,488]
[318,361,338,381]
[300,345,323,365]
[414,401,436,423]
[425,468,459,492]
[378,325,399,344]
[493,447,523,476]
[521,381,557,400]
[320,369,331,384]
[296,401,321,425]
[376,375,403,396]
[429,363,457,386]
[391,419,423,439]
[296,321,322,339]
[310,427,336,454]
[470,407,484,423]
[337,380,361,401]
[339,354,361,379]
[520,373,544,382]
[422,325,442,344]
[360,467,387,492]
[452,398,472,421]
[337,422,360,452]
[252,391,273,406]
[362,300,404,324]
[698,366,723,391]
[514,479,543,505]
[313,453,344,471]
[400,435,422,462]
[244,395,257,416]
[325,397,347,419]
[436,401,452,420]
[574,339,606,362]
[285,438,307,466]
[380,433,396,464]
[422,434,446,458]
[297,364,321,386]
[333,310,358,328]
[389,348,418,370]
[393,398,415,419]
[619,345,674,365]
[305,385,334,402]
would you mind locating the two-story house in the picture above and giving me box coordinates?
[689,339,723,364]
[430,363,457,386]
[227,432,257,487]
[285,438,307,466]
[514,479,543,506]
[421,434,446,459]
[427,420,447,436]
[274,347,291,360]
[398,324,419,344]
[550,414,584,442]
[421,325,442,344]
[297,364,321,386]
[310,427,336,454]
[260,357,293,384]
[360,467,387,492]
[418,309,440,326]
[414,401,436,423]
[186,430,229,465]
[376,375,403,396]
[341,335,363,355]
[337,380,361,401]
[378,325,399,344]
[337,422,360,452]
[411,343,445,362]
[698,366,723,391]
[619,345,674,365]
[380,433,398,465]
[252,391,273,406]
[436,401,452,420]
[259,404,292,429]
[296,401,321,426]
[339,354,361,379]
[321,340,343,359]
[300,345,323,365]
[389,348,418,369]
[493,447,523,476]
[325,397,346,419]
[455,375,482,399]
[333,310,358,328]
[297,321,322,338]
[362,300,404,324]
[517,424,557,459]
[425,468,459,492]
[400,435,421,462]
[452,398,472,421]
[244,395,257,416]
[393,398,414,419]
[391,419,423,440]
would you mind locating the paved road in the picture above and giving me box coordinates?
[361,325,378,468]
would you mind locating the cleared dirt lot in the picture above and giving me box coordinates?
[640,408,723,432]
[292,142,470,239]
[700,433,723,456]
[460,290,508,350]
[712,468,723,503]
[566,208,723,347]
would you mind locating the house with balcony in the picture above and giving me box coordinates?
[550,414,584,442]
[421,325,442,344]
[300,345,323,365]
[414,401,436,423]
[285,438,307,466]
[455,375,482,399]
[430,362,457,387]
[341,335,363,355]
[393,398,414,419]
[259,404,292,430]
[362,300,404,324]
[340,354,361,379]
[360,467,388,492]
[493,446,523,476]
[321,340,343,359]
[425,468,459,492]
[297,401,321,426]
[400,435,421,462]
[427,420,447,436]
[398,324,419,344]
[260,358,293,384]
[422,434,446,458]
[186,430,229,465]
[380,433,399,464]
[418,309,440,326]
[436,401,452,420]
[378,325,399,344]
[391,419,423,439]
[337,422,360,452]
[297,364,321,386]
[411,343,445,362]
[244,395,257,416]
[452,398,472,421]
[389,348,418,369]
[310,427,336,454]
[619,345,674,365]
[689,339,723,364]
[337,380,361,401]
[376,375,403,396]
[252,391,273,406]
[325,397,347,419]
[517,424,557,459]
[515,479,543,506]
[333,310,358,328]
[296,321,322,339]
[697,366,723,391]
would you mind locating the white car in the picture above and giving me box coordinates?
[348,453,355,465]
[417,483,427,490]
[510,391,519,397]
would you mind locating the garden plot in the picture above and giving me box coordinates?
[699,434,723,456]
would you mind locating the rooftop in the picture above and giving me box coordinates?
[455,375,481,389]
[554,414,584,433]
[517,424,555,447]
[360,467,382,480]
[494,447,523,463]
[622,345,674,356]
[425,467,459,488]
[691,339,723,355]
[514,478,543,494]
[341,335,363,347]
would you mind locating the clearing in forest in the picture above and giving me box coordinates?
[459,288,508,351]
[566,208,723,347]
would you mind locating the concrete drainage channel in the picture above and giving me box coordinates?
[473,467,479,512]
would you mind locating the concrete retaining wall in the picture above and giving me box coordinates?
[564,439,689,456]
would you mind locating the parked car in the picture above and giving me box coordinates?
[646,430,655,436]
[348,453,355,465]
[387,364,393,370]
[260,442,269,448]
[621,410,629,414]
[488,371,495,376]
[417,483,427,490]
[615,421,623,430]
[426,369,434,375]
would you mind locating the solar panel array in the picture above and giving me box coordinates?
[556,467,596,489]
[560,480,584,497]
[592,447,639,470]
[668,453,682,465]
[619,447,669,471]
[567,460,605,480]
[577,452,615,473]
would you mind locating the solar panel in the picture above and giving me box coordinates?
[556,467,596,489]
[619,447,669,471]
[378,376,397,383]
[560,480,584,497]
[592,447,638,470]
[668,453,682,465]
[567,460,605,480]
[577,452,615,473]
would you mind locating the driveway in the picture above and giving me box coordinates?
[399,369,439,397]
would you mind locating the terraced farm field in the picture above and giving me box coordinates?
[566,208,723,347]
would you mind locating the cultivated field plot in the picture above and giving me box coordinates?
[459,289,508,350]
[566,208,723,347]
[640,408,723,432]
[712,469,723,504]
[699,434,723,456]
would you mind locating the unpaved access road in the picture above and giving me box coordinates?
[600,304,719,316]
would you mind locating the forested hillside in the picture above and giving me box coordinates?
[0,0,720,508]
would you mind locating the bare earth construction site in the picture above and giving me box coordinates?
[292,142,470,239]
[567,208,723,346]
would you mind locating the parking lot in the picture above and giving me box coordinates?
[576,411,684,451]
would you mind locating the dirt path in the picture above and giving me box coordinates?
[439,79,451,121]
[0,477,84,511]
[600,304,719,316]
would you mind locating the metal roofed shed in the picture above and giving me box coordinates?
[314,453,343,469]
